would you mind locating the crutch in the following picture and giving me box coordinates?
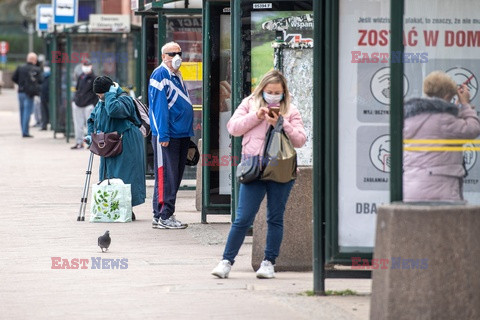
[77,152,94,221]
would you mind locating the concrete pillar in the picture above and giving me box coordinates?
[252,167,312,271]
[371,204,480,320]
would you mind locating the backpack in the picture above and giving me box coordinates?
[120,92,151,137]
[23,67,41,98]
[131,97,151,137]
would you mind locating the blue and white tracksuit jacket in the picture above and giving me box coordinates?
[148,63,194,141]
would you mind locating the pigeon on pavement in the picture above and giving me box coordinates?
[98,230,111,252]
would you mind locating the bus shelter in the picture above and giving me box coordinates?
[134,1,210,191]
[45,25,141,141]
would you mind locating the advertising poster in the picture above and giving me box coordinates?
[250,9,314,165]
[339,0,480,248]
[219,14,232,195]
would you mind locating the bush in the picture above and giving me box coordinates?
[0,34,45,55]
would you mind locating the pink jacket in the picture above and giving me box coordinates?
[227,96,307,156]
[403,97,480,201]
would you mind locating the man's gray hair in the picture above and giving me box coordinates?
[161,41,181,54]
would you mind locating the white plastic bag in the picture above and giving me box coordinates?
[90,179,132,223]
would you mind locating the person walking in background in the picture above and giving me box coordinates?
[33,57,45,128]
[85,76,146,221]
[211,70,306,279]
[12,52,43,138]
[148,41,193,230]
[71,59,97,149]
[40,63,51,131]
[403,71,480,202]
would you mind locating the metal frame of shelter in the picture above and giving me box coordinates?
[135,1,204,183]
[311,0,405,293]
[135,0,406,295]
[44,24,141,142]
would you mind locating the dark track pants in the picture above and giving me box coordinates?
[152,136,190,220]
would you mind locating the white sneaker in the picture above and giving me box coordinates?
[256,260,275,279]
[211,260,231,279]
[157,216,187,229]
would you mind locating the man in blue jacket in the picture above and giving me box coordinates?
[148,41,193,229]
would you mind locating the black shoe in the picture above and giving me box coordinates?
[22,134,34,138]
[132,212,136,221]
[71,143,84,149]
[40,127,47,131]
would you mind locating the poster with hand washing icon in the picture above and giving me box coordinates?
[357,64,422,123]
[370,67,409,105]
[338,0,480,249]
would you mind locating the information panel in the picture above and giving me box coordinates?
[339,0,480,248]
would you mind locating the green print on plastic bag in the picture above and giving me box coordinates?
[93,189,121,220]
[90,181,131,223]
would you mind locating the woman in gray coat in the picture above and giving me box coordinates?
[403,71,480,202]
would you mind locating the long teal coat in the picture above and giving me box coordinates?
[87,87,146,206]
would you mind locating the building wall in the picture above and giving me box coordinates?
[101,0,140,25]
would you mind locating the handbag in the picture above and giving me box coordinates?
[90,131,123,158]
[90,178,132,223]
[261,116,297,183]
[186,140,200,166]
[236,155,262,184]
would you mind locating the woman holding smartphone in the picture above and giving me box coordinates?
[211,70,306,279]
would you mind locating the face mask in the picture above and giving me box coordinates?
[82,65,92,73]
[171,55,182,70]
[263,91,283,104]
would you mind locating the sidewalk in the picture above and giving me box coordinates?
[0,88,371,320]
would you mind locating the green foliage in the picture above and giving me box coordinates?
[300,289,358,296]
[92,187,122,221]
[325,289,358,296]
[0,34,45,53]
[250,42,275,89]
[0,0,47,70]
[0,34,46,71]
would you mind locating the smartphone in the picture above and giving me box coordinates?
[268,107,280,117]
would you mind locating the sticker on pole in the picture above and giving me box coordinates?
[0,41,9,55]
[253,3,272,9]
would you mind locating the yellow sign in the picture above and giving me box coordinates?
[180,62,202,81]
[403,139,480,151]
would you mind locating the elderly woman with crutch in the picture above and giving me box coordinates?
[77,76,145,221]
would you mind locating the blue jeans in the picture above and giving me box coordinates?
[222,179,295,265]
[18,92,34,136]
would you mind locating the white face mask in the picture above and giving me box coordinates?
[263,91,284,104]
[82,65,92,74]
[171,55,182,70]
